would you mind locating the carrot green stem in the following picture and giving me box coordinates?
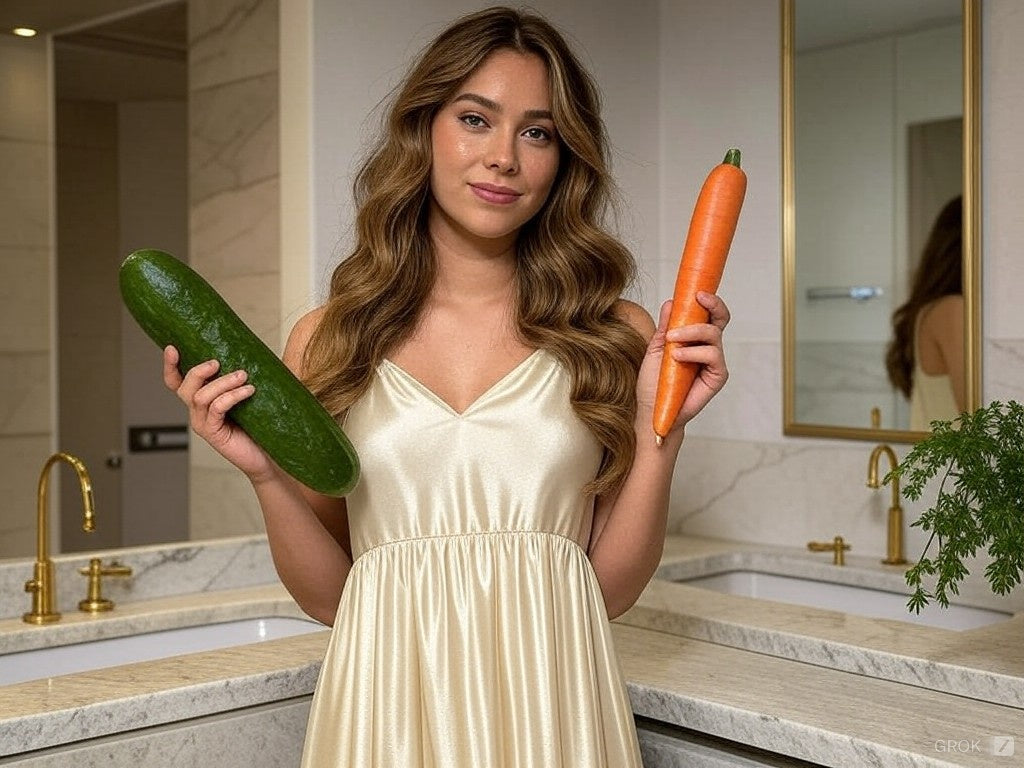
[723,148,741,167]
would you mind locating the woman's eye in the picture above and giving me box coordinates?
[523,127,552,142]
[460,114,487,128]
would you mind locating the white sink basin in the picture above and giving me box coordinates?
[0,616,324,686]
[676,571,1013,631]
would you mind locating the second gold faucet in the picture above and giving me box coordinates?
[867,444,908,566]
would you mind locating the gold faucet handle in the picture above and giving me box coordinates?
[78,558,133,613]
[807,536,851,565]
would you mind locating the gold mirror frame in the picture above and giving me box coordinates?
[781,0,981,442]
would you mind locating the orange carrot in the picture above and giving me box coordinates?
[653,148,747,444]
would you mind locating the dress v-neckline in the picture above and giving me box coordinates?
[381,349,546,417]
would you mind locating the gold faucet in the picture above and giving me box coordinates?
[807,535,850,565]
[23,452,96,624]
[867,444,907,565]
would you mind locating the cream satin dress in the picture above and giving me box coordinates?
[300,349,643,767]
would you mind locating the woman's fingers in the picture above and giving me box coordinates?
[660,293,730,425]
[160,350,267,477]
[655,299,672,335]
[165,352,254,433]
[162,346,183,390]
[643,300,673,358]
[194,371,254,425]
[192,369,247,407]
[670,343,723,367]
[696,291,731,329]
[665,320,723,348]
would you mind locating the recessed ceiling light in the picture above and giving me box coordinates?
[12,27,38,38]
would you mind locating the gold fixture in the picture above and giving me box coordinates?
[23,452,96,624]
[867,444,908,565]
[807,535,850,566]
[78,558,133,613]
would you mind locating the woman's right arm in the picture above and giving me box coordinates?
[164,308,352,625]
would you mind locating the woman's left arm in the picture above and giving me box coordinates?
[588,293,730,619]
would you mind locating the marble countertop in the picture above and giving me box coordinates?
[623,536,1024,709]
[1,535,1021,766]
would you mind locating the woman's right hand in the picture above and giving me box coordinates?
[163,345,277,483]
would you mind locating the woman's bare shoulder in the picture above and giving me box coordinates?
[612,299,656,342]
[292,306,327,337]
[921,293,964,328]
[283,306,328,373]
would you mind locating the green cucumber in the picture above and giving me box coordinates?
[119,248,359,497]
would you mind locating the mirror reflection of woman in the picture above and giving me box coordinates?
[886,195,963,430]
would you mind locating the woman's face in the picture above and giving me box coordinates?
[428,49,560,251]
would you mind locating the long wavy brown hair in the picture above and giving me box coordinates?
[885,195,962,397]
[302,6,647,496]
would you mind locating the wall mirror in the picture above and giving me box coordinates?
[781,0,981,441]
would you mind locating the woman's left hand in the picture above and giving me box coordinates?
[635,291,730,432]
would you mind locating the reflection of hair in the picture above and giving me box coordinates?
[302,6,646,495]
[885,195,963,397]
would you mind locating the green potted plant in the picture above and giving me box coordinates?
[891,400,1023,612]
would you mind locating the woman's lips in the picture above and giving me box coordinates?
[470,183,521,205]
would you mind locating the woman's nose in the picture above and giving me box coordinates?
[485,131,518,173]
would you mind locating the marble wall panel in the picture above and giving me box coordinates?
[0,36,53,560]
[793,342,901,429]
[0,352,51,436]
[683,340,781,444]
[0,143,50,249]
[0,247,49,353]
[0,37,49,142]
[0,534,279,619]
[983,2,1024,342]
[189,439,265,540]
[0,435,53,560]
[667,435,938,562]
[189,0,279,91]
[985,339,1024,405]
[189,177,280,282]
[188,0,280,539]
[190,464,266,541]
[189,74,279,206]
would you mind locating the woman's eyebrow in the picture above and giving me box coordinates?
[452,92,553,121]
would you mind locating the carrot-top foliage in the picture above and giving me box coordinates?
[890,400,1024,613]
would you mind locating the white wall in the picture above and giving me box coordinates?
[983,1,1024,402]
[301,0,1024,561]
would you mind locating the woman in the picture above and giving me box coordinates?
[886,195,963,430]
[165,7,729,765]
